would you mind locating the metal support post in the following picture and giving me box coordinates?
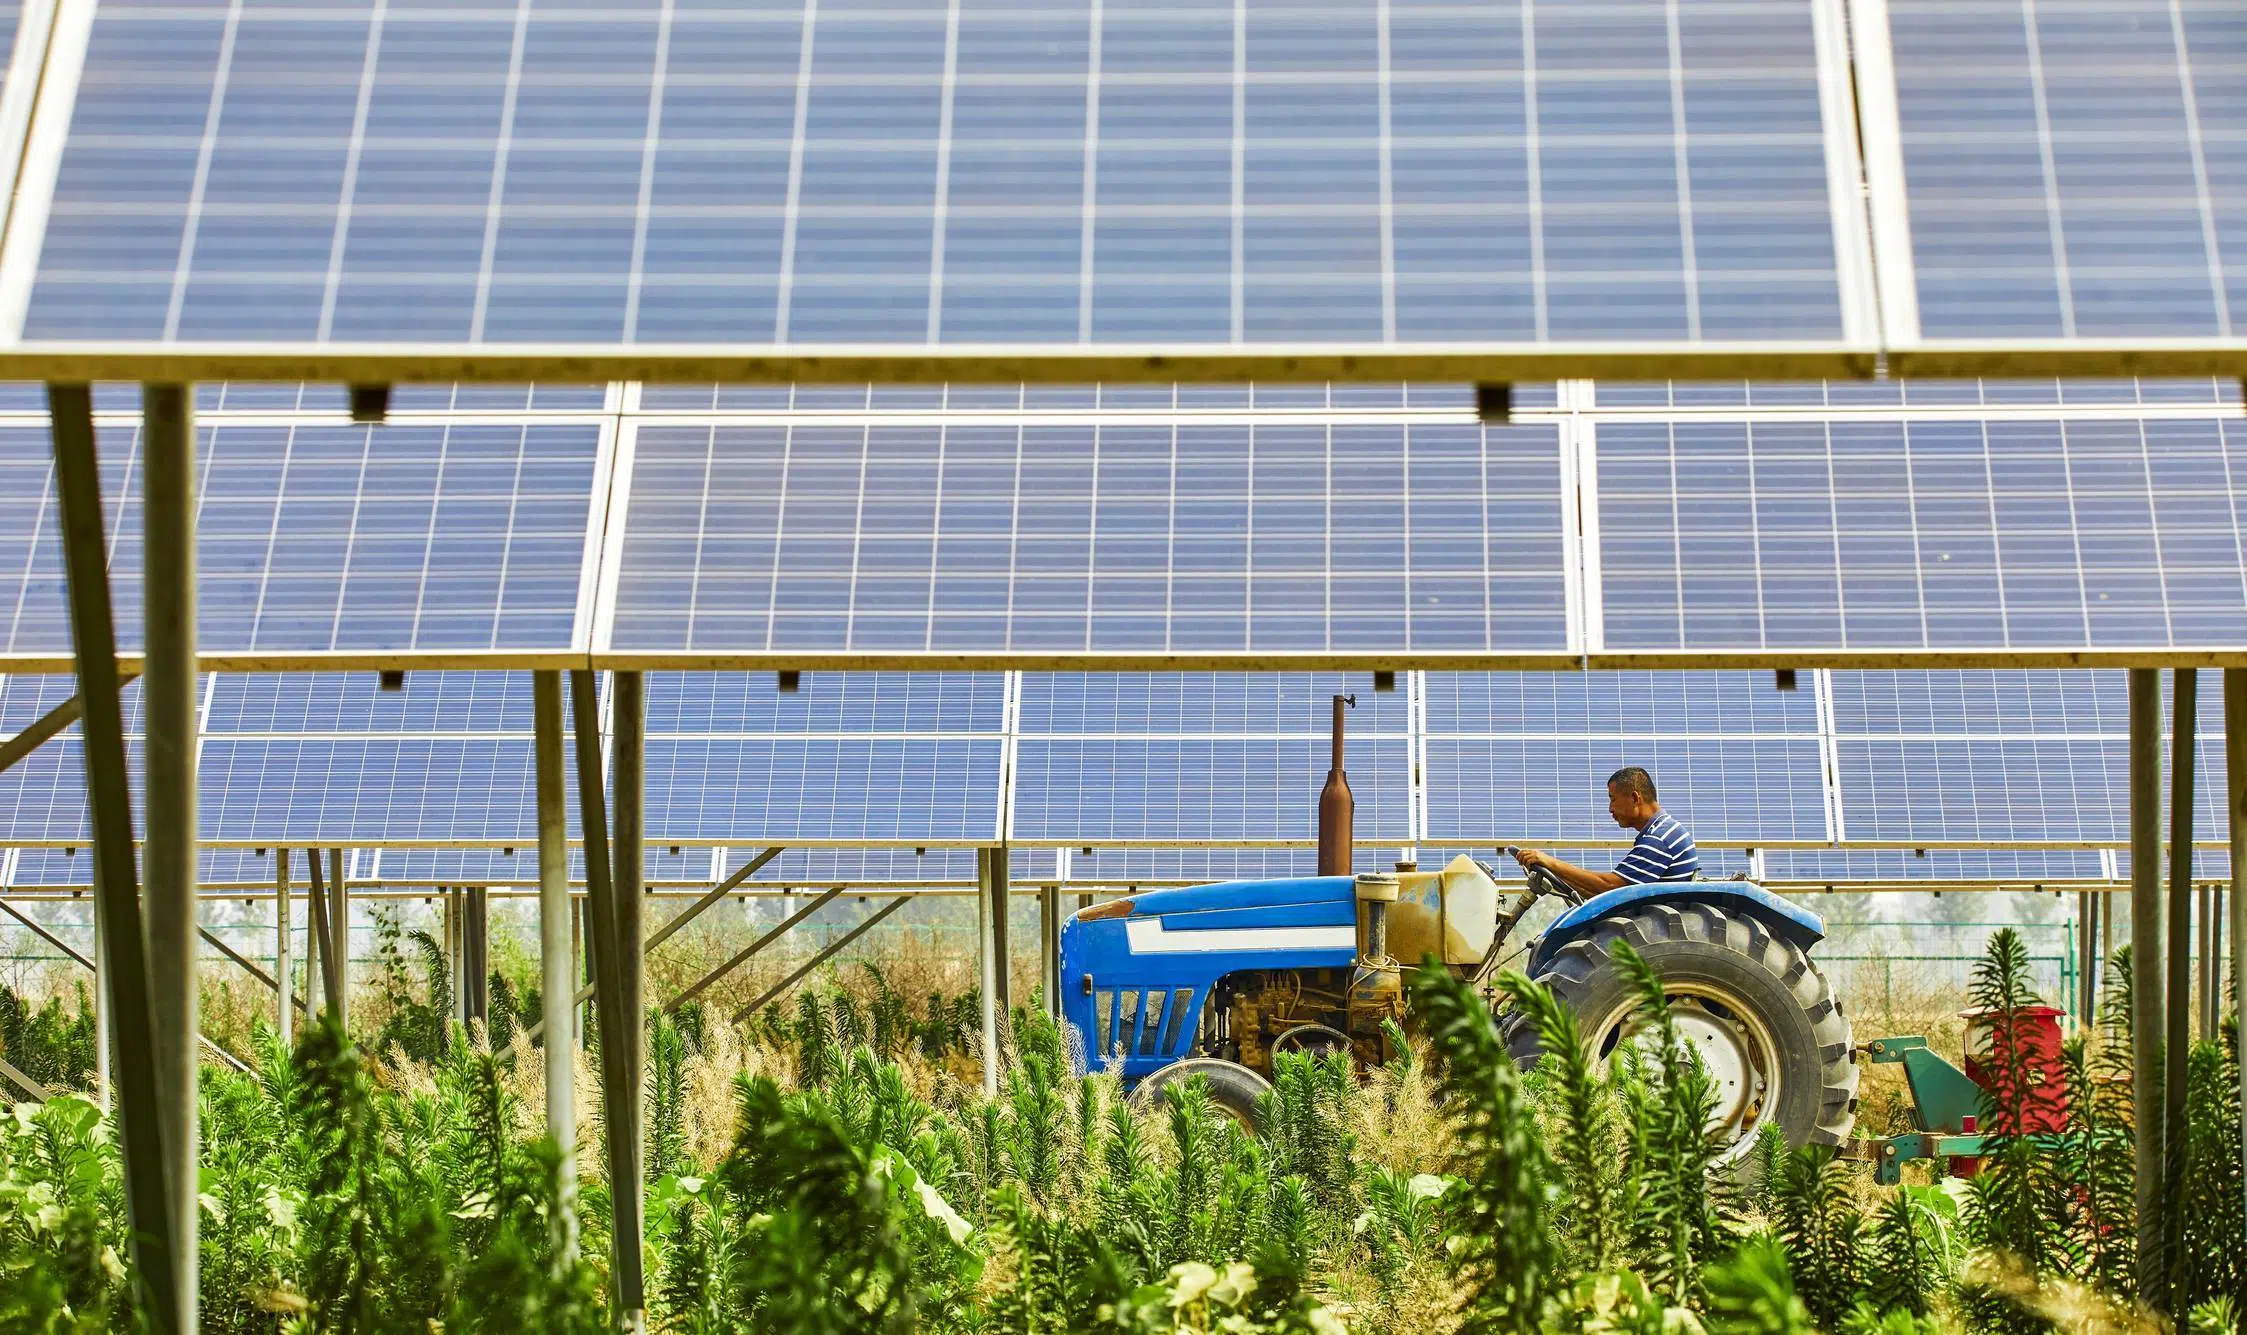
[47,381,181,1331]
[2167,669,2196,1299]
[2203,883,2219,1039]
[305,849,337,1015]
[465,885,490,1027]
[2076,888,2095,1026]
[142,382,198,1330]
[1041,884,1061,1015]
[978,846,1009,1095]
[2227,667,2247,1240]
[453,887,469,1024]
[571,669,644,1322]
[328,849,349,1030]
[275,851,292,1045]
[2129,667,2165,1304]
[533,672,576,1172]
[612,671,646,1317]
[442,887,460,1019]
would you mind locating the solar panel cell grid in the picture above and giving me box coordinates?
[645,669,1005,734]
[1018,672,1409,735]
[24,0,1849,347]
[0,422,599,655]
[1423,670,1817,735]
[1010,736,1411,842]
[610,421,1569,653]
[1596,418,2247,651]
[1889,0,2247,339]
[1424,735,1826,843]
[643,736,1003,842]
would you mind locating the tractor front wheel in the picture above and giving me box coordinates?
[1131,1057,1271,1128]
[1505,902,1856,1159]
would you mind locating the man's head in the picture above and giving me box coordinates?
[1606,766,1660,829]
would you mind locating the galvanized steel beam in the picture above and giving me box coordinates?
[2166,669,2196,1302]
[7,645,2247,676]
[47,381,182,1333]
[142,381,201,1335]
[533,671,576,1212]
[2228,668,2247,1245]
[570,669,644,1321]
[274,850,292,1045]
[645,846,785,953]
[2130,667,2165,1305]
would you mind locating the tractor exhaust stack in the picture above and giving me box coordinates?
[1318,694,1357,875]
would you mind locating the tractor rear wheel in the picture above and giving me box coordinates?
[1505,902,1856,1158]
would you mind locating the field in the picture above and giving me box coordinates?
[0,918,2239,1334]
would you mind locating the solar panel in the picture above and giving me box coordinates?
[1424,735,1825,845]
[642,737,1003,842]
[1595,417,2247,651]
[1887,0,2245,339]
[1829,668,2229,842]
[1424,669,1816,734]
[1012,671,1410,843]
[645,668,1004,734]
[1019,672,1409,736]
[1762,847,2110,883]
[608,421,1569,653]
[0,421,599,656]
[199,737,548,843]
[22,0,1856,349]
[1011,736,1411,843]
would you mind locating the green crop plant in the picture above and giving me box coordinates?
[2,924,2246,1331]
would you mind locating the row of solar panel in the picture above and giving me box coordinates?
[0,665,2194,736]
[0,668,2227,853]
[1,377,2237,418]
[6,0,2241,345]
[4,414,2242,655]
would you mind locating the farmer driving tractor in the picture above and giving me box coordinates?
[1510,765,1700,892]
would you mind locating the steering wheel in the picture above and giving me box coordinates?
[1524,864,1581,906]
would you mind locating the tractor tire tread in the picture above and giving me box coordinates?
[1503,901,1857,1152]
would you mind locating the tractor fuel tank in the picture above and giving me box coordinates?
[1382,853,1501,966]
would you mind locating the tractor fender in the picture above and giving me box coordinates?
[1526,881,1825,976]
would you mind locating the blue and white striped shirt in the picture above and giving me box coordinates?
[1614,811,1699,883]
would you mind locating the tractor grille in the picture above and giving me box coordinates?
[1093,986,1197,1062]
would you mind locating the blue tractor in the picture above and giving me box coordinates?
[1057,856,1859,1157]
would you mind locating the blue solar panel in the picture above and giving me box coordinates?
[1590,378,2246,410]
[206,671,539,734]
[200,737,548,843]
[23,0,1851,346]
[646,669,1004,734]
[1829,668,2229,842]
[1425,735,1825,844]
[1019,672,1409,736]
[1762,848,2110,882]
[610,421,1568,653]
[1011,736,1411,843]
[1596,417,2247,650]
[1888,0,2245,338]
[0,422,598,656]
[642,737,1002,842]
[1424,670,1817,735]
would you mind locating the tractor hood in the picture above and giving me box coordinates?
[1082,854,1502,967]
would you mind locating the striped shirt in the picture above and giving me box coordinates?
[1614,811,1699,883]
